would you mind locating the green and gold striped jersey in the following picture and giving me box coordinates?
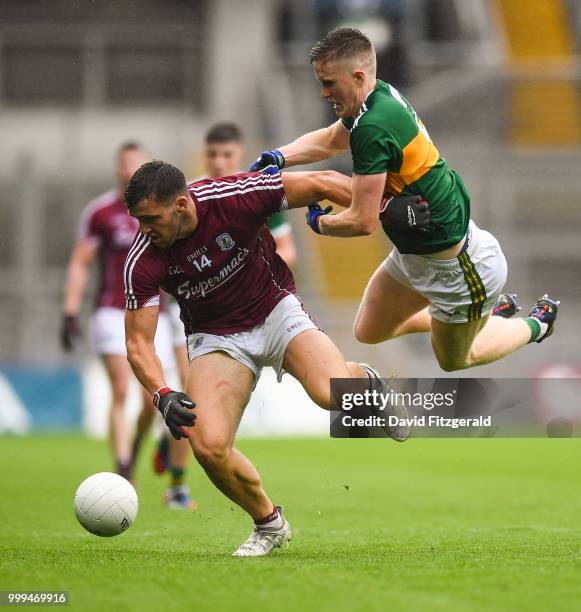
[342,79,470,254]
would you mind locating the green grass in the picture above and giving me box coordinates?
[1,435,580,611]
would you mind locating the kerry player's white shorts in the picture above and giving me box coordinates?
[90,306,175,365]
[186,294,319,384]
[383,220,507,323]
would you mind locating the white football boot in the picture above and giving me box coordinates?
[232,506,292,557]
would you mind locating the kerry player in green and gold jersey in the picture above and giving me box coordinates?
[251,28,559,371]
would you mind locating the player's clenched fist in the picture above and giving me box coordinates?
[306,202,333,234]
[153,387,196,440]
[380,195,431,234]
[249,149,285,174]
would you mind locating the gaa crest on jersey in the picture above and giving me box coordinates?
[216,233,235,251]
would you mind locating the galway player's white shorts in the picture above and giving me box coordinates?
[169,299,187,349]
[383,220,507,323]
[90,307,175,366]
[186,294,319,383]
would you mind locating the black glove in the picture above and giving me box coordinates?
[153,387,196,440]
[61,314,80,352]
[379,195,431,234]
[249,149,285,173]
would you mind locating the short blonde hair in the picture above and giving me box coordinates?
[309,28,373,65]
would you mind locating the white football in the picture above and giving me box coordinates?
[74,472,138,537]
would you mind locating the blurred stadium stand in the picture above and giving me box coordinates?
[0,0,579,428]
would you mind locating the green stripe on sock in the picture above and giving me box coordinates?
[171,468,185,487]
[525,317,541,342]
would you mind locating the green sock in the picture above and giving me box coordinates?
[525,317,541,343]
[171,468,185,487]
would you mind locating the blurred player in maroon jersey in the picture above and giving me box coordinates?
[123,161,409,556]
[61,143,193,508]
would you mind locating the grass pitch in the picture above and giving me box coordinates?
[1,435,580,611]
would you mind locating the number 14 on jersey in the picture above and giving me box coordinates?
[191,254,212,272]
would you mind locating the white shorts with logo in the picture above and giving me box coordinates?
[90,307,175,366]
[383,220,507,323]
[186,294,319,384]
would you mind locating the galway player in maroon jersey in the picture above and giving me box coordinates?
[123,161,411,556]
[61,143,192,507]
[156,123,299,479]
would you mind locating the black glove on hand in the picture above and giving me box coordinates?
[380,195,431,234]
[153,387,196,440]
[61,314,80,352]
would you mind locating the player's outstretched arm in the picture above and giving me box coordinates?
[279,121,349,167]
[316,172,387,237]
[280,170,430,238]
[125,306,196,439]
[249,122,349,172]
[281,170,352,209]
[279,120,350,168]
[125,306,165,395]
[282,170,385,237]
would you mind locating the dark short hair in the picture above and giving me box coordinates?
[124,160,187,210]
[118,140,146,155]
[205,122,243,144]
[309,27,373,65]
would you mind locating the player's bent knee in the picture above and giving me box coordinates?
[192,438,230,469]
[110,385,128,406]
[353,320,384,344]
[107,371,129,402]
[312,388,331,410]
[353,327,373,344]
[435,355,470,372]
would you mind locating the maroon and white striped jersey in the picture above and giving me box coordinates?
[124,172,296,336]
[79,189,139,310]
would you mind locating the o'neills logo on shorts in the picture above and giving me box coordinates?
[287,320,306,333]
[192,336,203,349]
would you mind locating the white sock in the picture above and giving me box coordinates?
[256,509,283,530]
